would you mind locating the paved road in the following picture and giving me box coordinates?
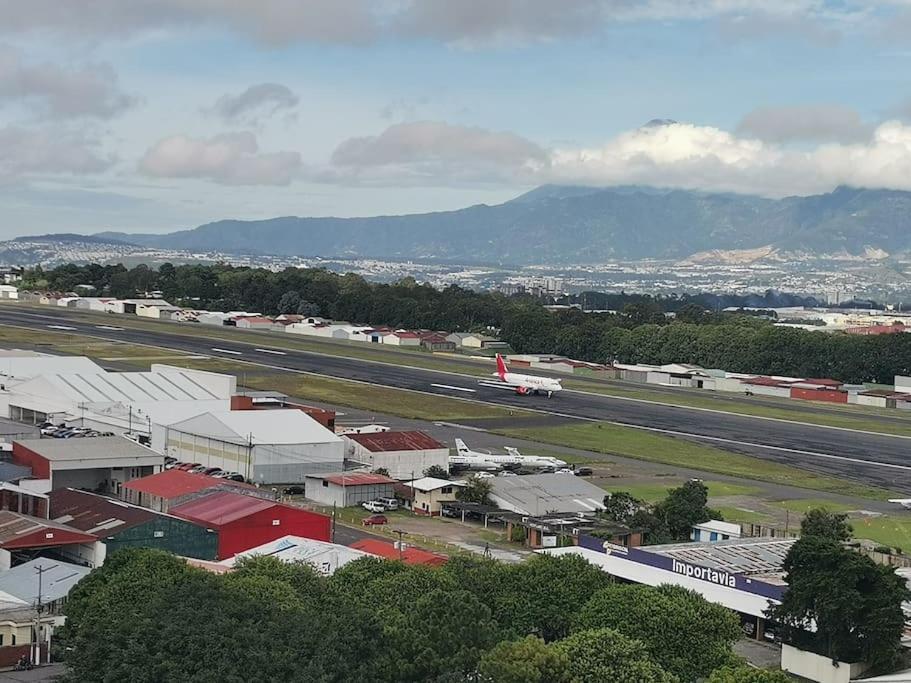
[2,306,911,492]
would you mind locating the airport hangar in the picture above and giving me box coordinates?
[545,535,793,640]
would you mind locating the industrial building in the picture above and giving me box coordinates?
[2,363,233,432]
[546,536,794,640]
[121,469,261,513]
[49,488,219,561]
[487,474,606,516]
[154,409,345,484]
[344,431,449,480]
[169,491,331,559]
[302,472,397,508]
[0,511,105,570]
[224,536,374,575]
[11,436,163,497]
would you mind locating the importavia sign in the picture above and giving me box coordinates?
[576,534,785,601]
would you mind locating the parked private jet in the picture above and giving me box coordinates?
[479,354,563,397]
[888,498,911,510]
[452,439,568,471]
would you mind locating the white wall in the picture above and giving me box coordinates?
[855,394,888,408]
[347,442,449,480]
[780,644,870,683]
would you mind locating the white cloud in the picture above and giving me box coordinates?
[737,104,873,143]
[548,119,911,197]
[0,0,889,47]
[210,83,299,123]
[0,44,134,119]
[325,120,547,185]
[0,126,111,182]
[139,132,301,185]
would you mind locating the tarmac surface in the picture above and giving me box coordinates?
[3,306,911,492]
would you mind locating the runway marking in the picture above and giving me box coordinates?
[46,324,76,331]
[5,311,911,476]
[619,423,911,472]
[96,325,124,331]
[210,347,242,355]
[255,348,287,355]
[9,306,911,444]
[431,383,476,393]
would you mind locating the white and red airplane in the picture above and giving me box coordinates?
[481,354,563,397]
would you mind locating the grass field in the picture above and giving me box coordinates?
[714,506,775,525]
[600,480,760,503]
[498,421,898,501]
[851,515,911,551]
[563,381,911,437]
[773,499,859,514]
[7,303,911,437]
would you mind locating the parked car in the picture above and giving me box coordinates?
[283,485,305,495]
[362,501,386,513]
[189,465,208,474]
[164,461,179,470]
[376,497,399,511]
[362,514,388,526]
[203,467,222,475]
[474,472,495,479]
[574,467,593,477]
[554,468,575,475]
[177,463,201,471]
[222,473,245,482]
[498,471,518,477]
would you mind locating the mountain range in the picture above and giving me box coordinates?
[82,184,911,264]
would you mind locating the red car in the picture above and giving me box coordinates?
[362,514,388,526]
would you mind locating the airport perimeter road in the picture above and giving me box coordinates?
[2,306,911,491]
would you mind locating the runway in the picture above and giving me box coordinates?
[2,305,911,492]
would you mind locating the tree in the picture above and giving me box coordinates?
[601,491,646,525]
[653,479,722,541]
[800,507,852,542]
[552,628,677,683]
[456,475,492,505]
[424,464,450,479]
[478,636,569,683]
[707,666,792,683]
[767,536,910,667]
[575,584,741,681]
[277,290,302,314]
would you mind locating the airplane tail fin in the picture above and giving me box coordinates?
[496,354,508,380]
[454,438,470,454]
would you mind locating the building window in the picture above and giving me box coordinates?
[709,531,718,541]
[441,487,452,494]
[322,481,328,487]
[11,634,15,645]
[0,634,3,646]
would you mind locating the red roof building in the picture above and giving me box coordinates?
[0,510,103,567]
[845,323,907,336]
[170,491,331,559]
[346,431,445,452]
[345,431,449,480]
[122,469,256,513]
[349,538,447,566]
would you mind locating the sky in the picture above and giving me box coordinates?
[3,0,911,238]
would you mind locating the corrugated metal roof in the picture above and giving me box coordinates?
[32,369,221,403]
[14,436,161,462]
[166,409,341,445]
[349,539,447,566]
[0,510,97,548]
[0,355,103,380]
[347,430,445,452]
[123,469,252,499]
[0,558,90,605]
[402,477,466,492]
[647,536,796,575]
[225,535,373,570]
[170,491,275,526]
[313,472,397,487]
[49,488,155,534]
[488,474,606,516]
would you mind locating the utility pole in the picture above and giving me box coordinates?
[33,563,47,665]
[392,529,406,560]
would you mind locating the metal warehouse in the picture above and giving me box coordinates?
[154,409,345,484]
[170,491,331,560]
[545,535,795,641]
[49,488,219,561]
[344,431,449,480]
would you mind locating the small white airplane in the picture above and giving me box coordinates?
[888,498,911,510]
[479,354,563,397]
[452,439,568,471]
